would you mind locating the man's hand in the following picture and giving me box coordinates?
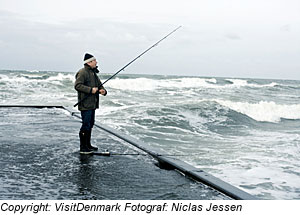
[92,87,98,94]
[99,89,106,95]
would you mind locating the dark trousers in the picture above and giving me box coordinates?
[80,109,95,132]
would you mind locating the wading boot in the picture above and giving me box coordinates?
[86,130,98,151]
[79,131,93,154]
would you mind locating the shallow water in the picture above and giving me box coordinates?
[0,107,227,200]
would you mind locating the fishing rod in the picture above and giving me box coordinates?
[74,26,182,107]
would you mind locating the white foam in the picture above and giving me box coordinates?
[226,79,248,87]
[107,77,221,91]
[47,73,74,82]
[106,78,158,91]
[106,77,280,91]
[26,70,40,73]
[166,77,218,88]
[226,79,277,88]
[206,78,217,84]
[1,73,282,93]
[0,73,74,85]
[214,99,300,122]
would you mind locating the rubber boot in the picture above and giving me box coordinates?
[86,130,98,151]
[79,131,93,154]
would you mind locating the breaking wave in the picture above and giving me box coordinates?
[107,77,281,91]
[214,99,300,123]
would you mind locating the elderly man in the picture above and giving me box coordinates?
[74,53,107,154]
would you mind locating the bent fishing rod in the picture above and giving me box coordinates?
[74,26,182,107]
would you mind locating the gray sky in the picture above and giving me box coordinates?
[0,0,299,80]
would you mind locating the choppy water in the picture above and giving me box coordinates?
[1,69,300,199]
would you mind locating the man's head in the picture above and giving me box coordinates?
[84,53,97,68]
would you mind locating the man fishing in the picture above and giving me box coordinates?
[75,53,107,154]
[73,27,181,155]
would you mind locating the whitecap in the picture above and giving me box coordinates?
[47,73,74,82]
[106,78,158,91]
[26,70,40,73]
[214,99,300,123]
[225,79,278,88]
[106,77,219,91]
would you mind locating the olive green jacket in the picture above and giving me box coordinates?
[74,65,107,111]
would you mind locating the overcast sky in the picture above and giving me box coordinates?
[0,0,299,79]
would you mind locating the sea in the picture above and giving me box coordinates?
[0,69,299,200]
